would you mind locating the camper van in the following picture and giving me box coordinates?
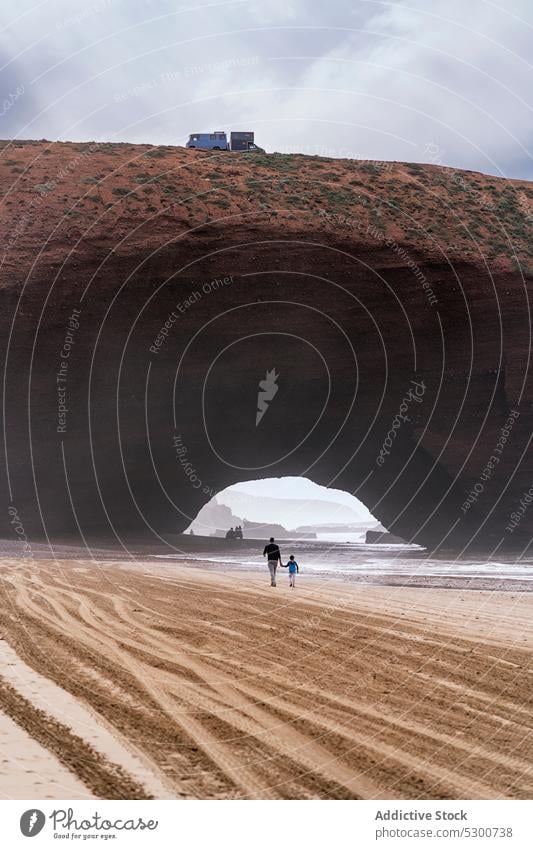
[186,131,263,152]
[186,131,229,150]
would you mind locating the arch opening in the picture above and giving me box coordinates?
[187,476,382,542]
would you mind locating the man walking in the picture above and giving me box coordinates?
[262,537,281,587]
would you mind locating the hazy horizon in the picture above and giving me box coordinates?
[227,476,373,511]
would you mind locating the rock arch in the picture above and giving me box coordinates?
[1,141,531,552]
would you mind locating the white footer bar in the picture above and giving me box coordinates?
[2,799,531,849]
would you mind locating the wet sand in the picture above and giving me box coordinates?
[0,555,532,799]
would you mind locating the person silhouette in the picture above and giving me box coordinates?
[262,537,281,586]
[286,554,299,588]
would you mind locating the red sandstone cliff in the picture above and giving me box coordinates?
[0,139,532,551]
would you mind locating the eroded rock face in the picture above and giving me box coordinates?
[1,140,532,551]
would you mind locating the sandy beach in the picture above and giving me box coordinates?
[0,553,532,800]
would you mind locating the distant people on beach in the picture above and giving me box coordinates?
[263,537,281,586]
[225,525,243,540]
[285,554,299,588]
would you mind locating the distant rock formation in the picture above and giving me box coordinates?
[219,491,368,528]
[1,140,532,551]
[190,499,320,539]
[211,522,317,539]
[242,520,291,539]
[189,498,241,536]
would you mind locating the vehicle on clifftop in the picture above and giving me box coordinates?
[185,130,264,152]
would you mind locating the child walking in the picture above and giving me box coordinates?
[287,554,299,588]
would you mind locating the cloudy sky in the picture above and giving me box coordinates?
[1,0,533,178]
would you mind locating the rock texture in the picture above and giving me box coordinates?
[1,139,532,552]
[365,530,407,546]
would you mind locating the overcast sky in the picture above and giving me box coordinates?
[1,0,533,178]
